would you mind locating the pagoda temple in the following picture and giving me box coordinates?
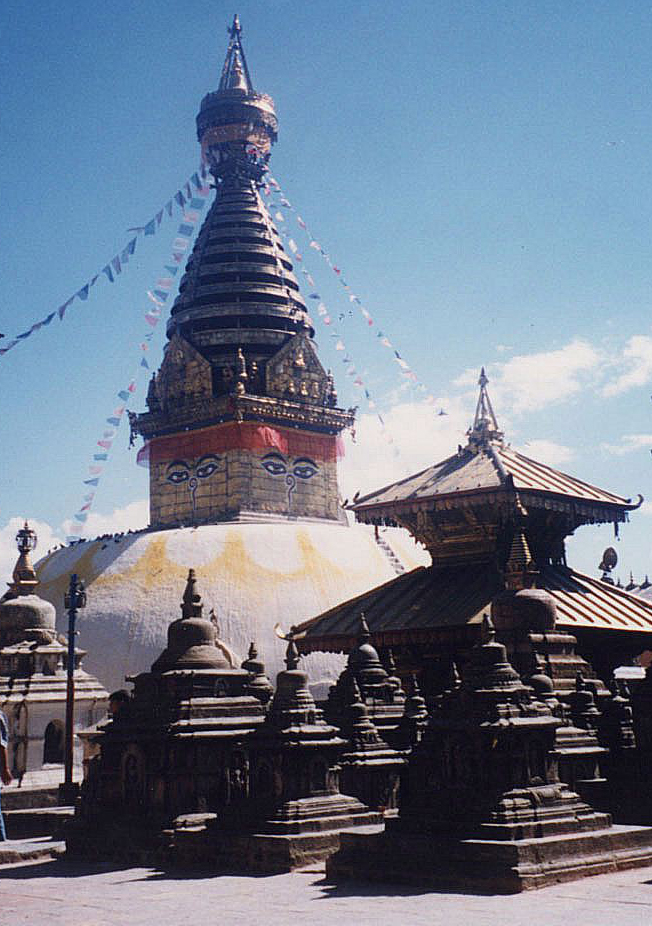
[297,370,652,686]
[34,16,427,693]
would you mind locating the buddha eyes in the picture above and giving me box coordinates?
[195,460,219,479]
[293,461,317,480]
[261,455,318,480]
[262,459,287,476]
[166,456,221,485]
[167,468,189,484]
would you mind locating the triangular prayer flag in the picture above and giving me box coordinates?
[106,417,120,427]
[77,285,89,301]
[84,478,100,486]
[111,255,121,275]
[189,197,204,210]
[308,293,321,300]
[166,200,173,216]
[128,381,136,392]
[177,223,194,237]
[184,182,192,198]
[164,264,178,276]
[172,238,189,251]
[97,440,112,450]
[74,513,88,523]
[58,301,73,323]
[42,312,55,326]
[175,191,186,207]
[144,220,156,236]
[296,217,306,229]
[118,390,129,401]
[94,453,108,461]
[147,291,165,307]
[122,239,137,263]
[88,466,103,475]
[191,172,201,190]
[156,209,164,225]
[141,357,149,369]
[113,406,125,417]
[102,265,114,283]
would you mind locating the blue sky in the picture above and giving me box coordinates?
[1,0,652,584]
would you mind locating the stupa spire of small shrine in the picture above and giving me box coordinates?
[181,568,203,619]
[8,521,39,597]
[467,367,503,448]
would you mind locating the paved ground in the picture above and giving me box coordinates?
[0,858,651,926]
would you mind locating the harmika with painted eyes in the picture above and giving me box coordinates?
[261,452,319,510]
[165,455,222,519]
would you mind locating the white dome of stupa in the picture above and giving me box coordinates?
[36,519,428,695]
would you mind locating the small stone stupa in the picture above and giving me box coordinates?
[0,522,107,785]
[327,616,652,892]
[324,614,406,748]
[67,569,269,862]
[213,638,382,872]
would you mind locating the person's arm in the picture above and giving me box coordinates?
[0,745,11,787]
[0,717,12,786]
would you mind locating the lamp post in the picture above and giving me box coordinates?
[59,573,86,805]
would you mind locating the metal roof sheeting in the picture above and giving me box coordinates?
[298,563,652,651]
[352,440,635,514]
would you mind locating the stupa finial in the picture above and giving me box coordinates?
[358,612,371,642]
[181,568,203,619]
[468,367,503,447]
[219,13,254,93]
[285,637,300,671]
[8,521,39,596]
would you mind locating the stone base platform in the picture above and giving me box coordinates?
[0,837,65,865]
[170,797,384,873]
[326,823,652,893]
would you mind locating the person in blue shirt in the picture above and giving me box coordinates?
[0,711,13,840]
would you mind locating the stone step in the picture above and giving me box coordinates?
[0,837,65,866]
[1,786,59,811]
[3,807,74,840]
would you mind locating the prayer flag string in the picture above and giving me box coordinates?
[66,173,211,541]
[255,185,402,458]
[0,170,207,360]
[262,175,441,412]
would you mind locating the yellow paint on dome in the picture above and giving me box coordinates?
[37,527,371,604]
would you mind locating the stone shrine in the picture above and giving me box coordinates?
[0,523,107,786]
[205,638,382,872]
[327,617,652,892]
[67,570,268,862]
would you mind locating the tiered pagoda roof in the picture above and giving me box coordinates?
[353,369,639,531]
[297,370,651,650]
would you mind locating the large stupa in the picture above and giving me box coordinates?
[35,16,427,694]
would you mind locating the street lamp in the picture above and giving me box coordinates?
[59,573,86,805]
